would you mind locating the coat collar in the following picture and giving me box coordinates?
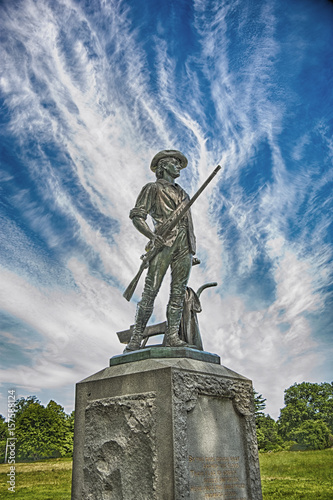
[156,178,180,189]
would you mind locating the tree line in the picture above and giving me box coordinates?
[0,381,332,461]
[254,381,333,451]
[0,396,74,462]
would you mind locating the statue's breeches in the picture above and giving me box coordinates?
[140,228,192,310]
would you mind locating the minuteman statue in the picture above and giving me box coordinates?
[124,150,197,352]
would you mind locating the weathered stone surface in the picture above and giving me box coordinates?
[72,358,262,500]
[83,393,157,500]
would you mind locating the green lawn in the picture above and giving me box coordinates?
[260,449,333,499]
[0,457,72,499]
[0,450,332,499]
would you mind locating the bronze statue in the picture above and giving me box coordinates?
[123,150,220,352]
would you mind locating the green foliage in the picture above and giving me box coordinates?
[0,415,7,438]
[14,396,40,417]
[292,419,331,451]
[0,414,8,463]
[253,391,266,418]
[278,382,333,449]
[253,390,284,451]
[278,382,333,436]
[14,397,74,461]
[256,414,284,451]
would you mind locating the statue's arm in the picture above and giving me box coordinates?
[132,216,154,240]
[129,182,164,248]
[132,217,164,248]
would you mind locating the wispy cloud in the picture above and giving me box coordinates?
[0,0,332,418]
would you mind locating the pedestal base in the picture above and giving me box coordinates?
[110,346,221,366]
[71,349,262,499]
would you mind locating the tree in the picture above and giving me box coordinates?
[256,414,284,451]
[278,398,310,440]
[253,391,266,419]
[14,397,74,461]
[0,414,7,440]
[0,414,8,462]
[253,390,283,451]
[278,382,333,449]
[293,420,331,450]
[15,400,48,460]
[14,396,40,417]
[45,400,74,457]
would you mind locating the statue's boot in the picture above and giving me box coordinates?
[124,334,142,353]
[165,304,188,347]
[123,304,152,353]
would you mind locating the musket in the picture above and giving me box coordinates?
[123,165,222,301]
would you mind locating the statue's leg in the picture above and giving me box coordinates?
[124,246,172,352]
[165,232,192,347]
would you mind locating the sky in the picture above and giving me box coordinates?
[0,0,332,420]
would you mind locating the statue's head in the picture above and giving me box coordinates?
[150,150,188,179]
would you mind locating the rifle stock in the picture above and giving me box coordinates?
[123,165,221,301]
[123,261,148,301]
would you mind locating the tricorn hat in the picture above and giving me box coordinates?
[150,149,188,172]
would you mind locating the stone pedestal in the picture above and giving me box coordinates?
[71,348,262,500]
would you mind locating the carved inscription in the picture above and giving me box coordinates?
[189,455,247,499]
[186,396,248,499]
[172,370,262,500]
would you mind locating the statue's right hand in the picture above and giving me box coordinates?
[152,234,165,249]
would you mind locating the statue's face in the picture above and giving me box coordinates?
[163,157,181,178]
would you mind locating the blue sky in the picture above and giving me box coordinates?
[0,0,332,419]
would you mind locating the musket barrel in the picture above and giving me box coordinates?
[159,165,221,238]
[123,164,222,301]
[190,165,221,205]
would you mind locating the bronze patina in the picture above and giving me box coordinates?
[124,149,220,352]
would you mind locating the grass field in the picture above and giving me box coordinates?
[259,449,333,500]
[0,457,72,499]
[0,450,332,498]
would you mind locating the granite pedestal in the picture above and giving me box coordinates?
[71,347,262,500]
